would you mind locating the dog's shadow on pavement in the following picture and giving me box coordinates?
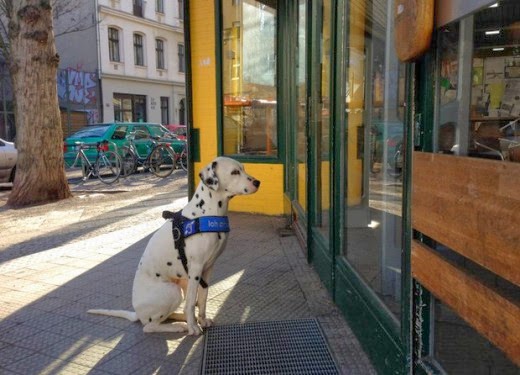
[0,212,317,375]
[0,235,204,374]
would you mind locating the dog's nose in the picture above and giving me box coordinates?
[253,180,260,188]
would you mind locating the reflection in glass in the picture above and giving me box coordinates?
[343,0,404,320]
[313,0,331,236]
[296,0,307,210]
[436,0,520,162]
[221,0,277,156]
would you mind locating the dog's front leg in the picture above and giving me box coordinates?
[197,266,214,328]
[185,262,204,335]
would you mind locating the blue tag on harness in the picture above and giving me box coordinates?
[182,216,230,237]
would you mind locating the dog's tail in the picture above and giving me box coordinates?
[87,309,139,322]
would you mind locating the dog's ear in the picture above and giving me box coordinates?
[199,160,220,190]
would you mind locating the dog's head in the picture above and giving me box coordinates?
[199,157,260,197]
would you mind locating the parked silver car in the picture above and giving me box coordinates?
[0,138,17,183]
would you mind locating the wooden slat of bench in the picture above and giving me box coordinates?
[412,240,520,365]
[412,151,520,286]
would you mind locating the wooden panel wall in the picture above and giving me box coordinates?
[412,151,520,286]
[412,241,520,365]
[412,151,520,365]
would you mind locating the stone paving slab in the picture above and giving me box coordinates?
[0,173,375,375]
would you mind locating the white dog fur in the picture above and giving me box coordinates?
[88,156,260,335]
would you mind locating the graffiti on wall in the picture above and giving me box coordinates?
[57,68,98,105]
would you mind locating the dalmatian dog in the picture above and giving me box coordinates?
[88,156,261,335]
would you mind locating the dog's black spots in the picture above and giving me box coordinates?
[218,233,221,240]
[195,276,200,281]
[199,172,203,179]
[207,167,210,171]
[212,161,218,169]
[244,188,249,193]
[205,178,214,185]
[156,273,161,277]
[167,262,172,266]
[177,256,181,260]
[149,317,152,322]
[196,199,205,209]
[247,177,252,181]
[177,273,182,278]
[218,201,222,208]
[228,195,235,199]
[209,192,212,199]
[201,186,204,191]
[188,275,191,279]
[195,193,199,198]
[191,212,196,217]
[231,169,240,175]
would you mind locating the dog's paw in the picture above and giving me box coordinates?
[187,324,203,336]
[198,317,214,328]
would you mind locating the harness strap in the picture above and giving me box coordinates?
[163,210,224,289]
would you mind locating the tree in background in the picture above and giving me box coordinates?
[3,0,71,206]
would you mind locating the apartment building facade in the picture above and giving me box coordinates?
[55,0,186,135]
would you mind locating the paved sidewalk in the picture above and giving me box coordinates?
[0,173,375,375]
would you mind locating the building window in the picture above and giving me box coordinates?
[220,0,277,156]
[156,0,164,13]
[133,0,143,17]
[178,0,184,20]
[156,39,165,69]
[134,34,144,66]
[178,43,185,73]
[108,27,120,62]
[113,93,147,122]
[160,96,169,124]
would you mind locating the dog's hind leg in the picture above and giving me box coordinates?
[143,321,188,333]
[168,312,186,321]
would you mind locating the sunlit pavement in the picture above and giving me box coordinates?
[0,170,375,375]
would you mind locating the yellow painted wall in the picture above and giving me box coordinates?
[189,2,285,216]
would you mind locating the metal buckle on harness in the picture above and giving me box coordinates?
[172,227,182,241]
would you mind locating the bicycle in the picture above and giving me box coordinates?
[177,143,188,172]
[120,132,179,178]
[64,140,122,184]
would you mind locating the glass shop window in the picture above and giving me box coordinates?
[436,0,520,162]
[342,0,406,320]
[221,0,277,157]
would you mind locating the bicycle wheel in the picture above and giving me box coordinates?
[149,144,175,178]
[120,146,137,177]
[179,148,188,171]
[96,151,121,184]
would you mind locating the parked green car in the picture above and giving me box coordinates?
[63,122,186,166]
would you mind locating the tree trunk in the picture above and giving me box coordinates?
[7,0,72,207]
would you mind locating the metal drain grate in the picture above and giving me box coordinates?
[201,319,339,374]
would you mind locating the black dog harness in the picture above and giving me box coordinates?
[162,210,230,289]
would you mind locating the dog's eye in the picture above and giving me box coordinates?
[231,169,240,175]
